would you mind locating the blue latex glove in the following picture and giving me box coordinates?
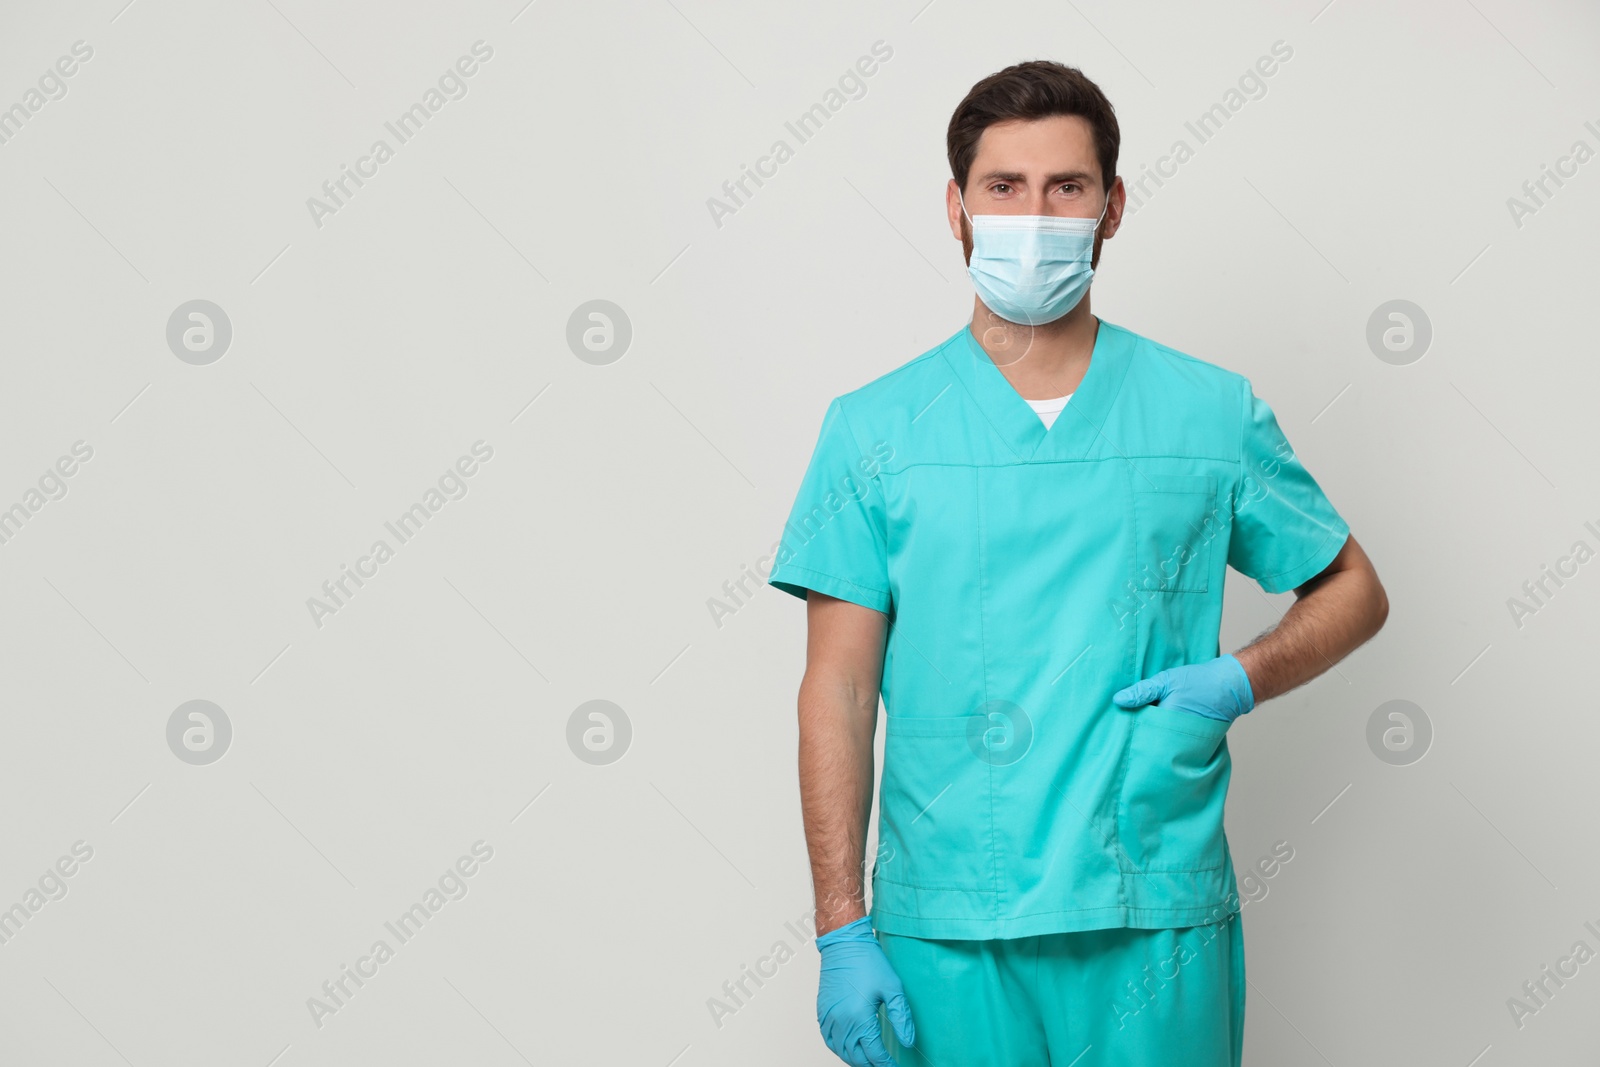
[815,916,915,1067]
[1112,653,1255,723]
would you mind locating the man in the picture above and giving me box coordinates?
[766,61,1388,1067]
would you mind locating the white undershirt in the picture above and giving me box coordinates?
[1024,393,1073,430]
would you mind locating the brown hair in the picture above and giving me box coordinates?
[947,61,1120,195]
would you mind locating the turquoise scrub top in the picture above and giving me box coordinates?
[768,318,1350,941]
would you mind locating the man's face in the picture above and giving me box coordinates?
[947,113,1123,266]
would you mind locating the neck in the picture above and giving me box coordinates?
[968,297,1099,400]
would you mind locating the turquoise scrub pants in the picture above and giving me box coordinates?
[877,915,1245,1066]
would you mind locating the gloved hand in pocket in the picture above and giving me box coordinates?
[1112,653,1255,723]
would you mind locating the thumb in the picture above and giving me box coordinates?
[885,991,916,1048]
[1113,674,1166,709]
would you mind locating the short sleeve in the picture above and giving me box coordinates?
[767,398,892,613]
[1227,381,1351,594]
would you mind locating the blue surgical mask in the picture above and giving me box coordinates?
[959,190,1109,326]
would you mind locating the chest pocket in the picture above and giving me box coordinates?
[1131,473,1218,594]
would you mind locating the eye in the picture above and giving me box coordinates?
[990,182,1013,195]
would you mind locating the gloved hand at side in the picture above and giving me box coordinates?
[1112,653,1255,723]
[815,916,915,1067]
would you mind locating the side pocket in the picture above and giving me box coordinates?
[877,715,990,892]
[1118,703,1232,873]
[1131,473,1219,594]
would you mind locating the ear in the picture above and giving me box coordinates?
[946,179,968,243]
[1100,176,1127,240]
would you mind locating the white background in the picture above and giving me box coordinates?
[1,0,1597,1064]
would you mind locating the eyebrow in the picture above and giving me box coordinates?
[975,170,1097,185]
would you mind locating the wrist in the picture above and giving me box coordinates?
[815,914,873,949]
[813,889,867,939]
[1221,653,1256,714]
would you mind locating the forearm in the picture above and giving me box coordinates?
[1232,560,1388,705]
[797,669,879,937]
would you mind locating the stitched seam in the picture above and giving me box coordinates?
[874,875,997,892]
[770,565,891,603]
[832,397,895,578]
[1138,719,1229,742]
[1252,522,1350,584]
[1112,468,1137,910]
[886,455,1235,473]
[975,467,1003,917]
[1112,717,1139,893]
[869,900,1231,918]
[1131,483,1211,595]
[937,334,1029,464]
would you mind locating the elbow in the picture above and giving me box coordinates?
[1369,577,1390,634]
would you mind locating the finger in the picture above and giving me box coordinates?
[837,1029,878,1067]
[833,1034,865,1067]
[818,1008,855,1059]
[1113,676,1161,709]
[860,1024,898,1067]
[885,992,916,1047]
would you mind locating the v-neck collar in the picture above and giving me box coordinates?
[939,315,1133,462]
